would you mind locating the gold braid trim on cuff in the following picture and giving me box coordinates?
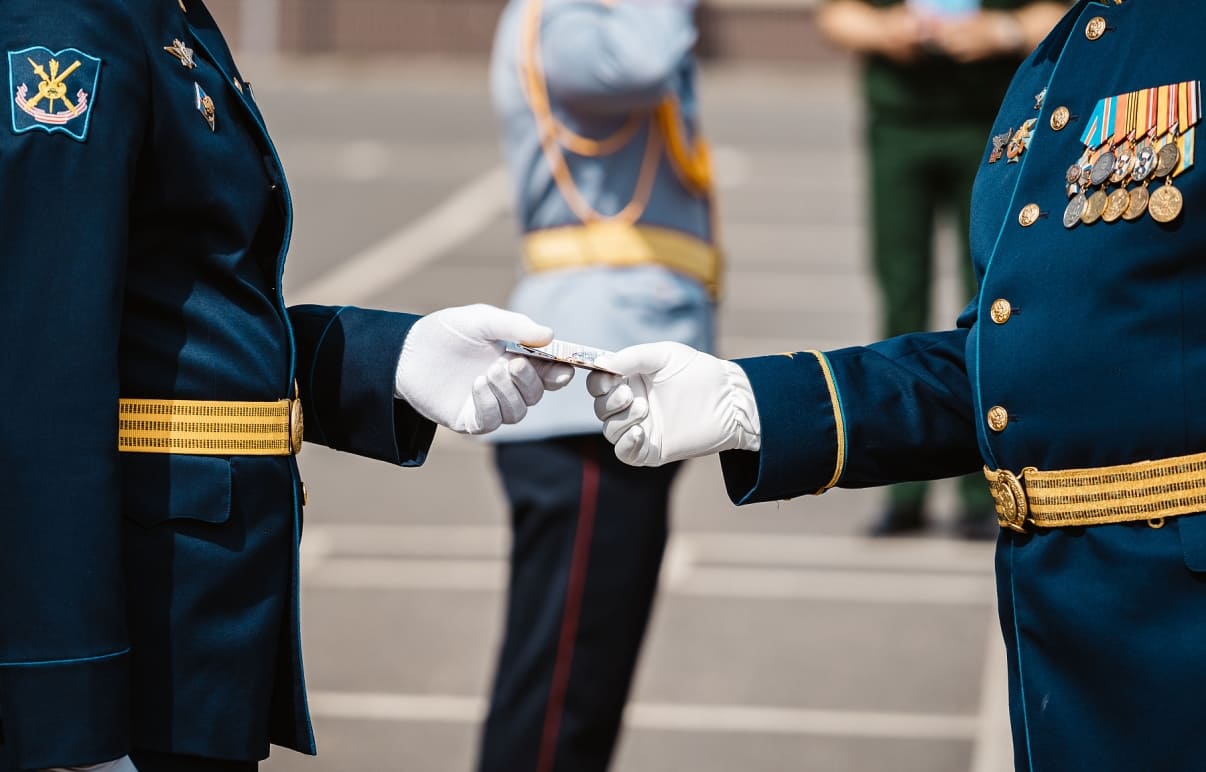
[805,350,845,494]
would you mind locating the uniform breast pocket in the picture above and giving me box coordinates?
[121,453,232,528]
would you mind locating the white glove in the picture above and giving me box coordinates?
[394,304,574,434]
[586,342,761,467]
[44,757,139,772]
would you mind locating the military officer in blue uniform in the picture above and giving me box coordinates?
[0,2,573,771]
[480,1,719,771]
[588,2,1206,768]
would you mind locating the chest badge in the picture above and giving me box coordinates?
[1006,119,1036,163]
[164,39,196,70]
[194,82,216,132]
[8,47,102,142]
[1064,80,1200,227]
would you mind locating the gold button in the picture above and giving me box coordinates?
[1085,16,1107,40]
[302,482,309,507]
[990,299,1012,324]
[1050,106,1070,131]
[233,76,244,94]
[1018,203,1041,227]
[987,406,1010,433]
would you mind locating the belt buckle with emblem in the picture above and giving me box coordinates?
[984,467,1029,533]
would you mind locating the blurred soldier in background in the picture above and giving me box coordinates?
[0,1,571,770]
[480,0,720,770]
[817,0,1066,539]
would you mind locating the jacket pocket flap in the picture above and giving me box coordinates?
[1179,513,1206,572]
[121,453,232,527]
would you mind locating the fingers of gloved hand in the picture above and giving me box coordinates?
[487,358,528,424]
[601,393,648,445]
[534,361,575,390]
[593,381,635,420]
[613,424,650,466]
[585,370,624,398]
[454,304,554,347]
[596,341,691,379]
[506,356,546,407]
[466,375,502,434]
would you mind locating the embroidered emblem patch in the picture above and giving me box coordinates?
[8,46,102,141]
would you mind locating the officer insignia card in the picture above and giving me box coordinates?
[8,47,102,141]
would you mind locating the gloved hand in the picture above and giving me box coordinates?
[45,756,139,772]
[394,304,574,434]
[586,342,761,467]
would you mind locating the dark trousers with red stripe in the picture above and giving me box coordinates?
[478,434,680,772]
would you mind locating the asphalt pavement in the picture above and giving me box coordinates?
[243,55,1008,772]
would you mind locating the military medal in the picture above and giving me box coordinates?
[194,82,216,131]
[1149,182,1183,222]
[1007,119,1036,163]
[1089,151,1115,186]
[1064,192,1088,228]
[1068,81,1200,227]
[1103,188,1130,222]
[989,130,1011,164]
[164,38,196,69]
[1132,140,1157,182]
[1081,189,1108,224]
[1123,184,1150,220]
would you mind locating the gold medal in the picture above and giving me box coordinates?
[1149,182,1184,223]
[1103,188,1130,222]
[1154,142,1181,178]
[1082,189,1108,224]
[1123,185,1150,220]
[1063,192,1087,228]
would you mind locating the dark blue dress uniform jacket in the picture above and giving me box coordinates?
[721,1,1206,769]
[0,1,436,768]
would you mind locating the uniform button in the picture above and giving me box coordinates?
[1018,203,1041,227]
[302,482,309,507]
[990,299,1013,324]
[1085,16,1107,40]
[233,76,244,94]
[987,406,1010,433]
[1050,106,1070,131]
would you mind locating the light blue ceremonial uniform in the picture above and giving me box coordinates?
[720,2,1206,768]
[0,1,436,769]
[489,0,717,442]
[480,2,718,771]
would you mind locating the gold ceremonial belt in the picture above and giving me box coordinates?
[522,223,722,300]
[118,393,303,456]
[985,450,1206,532]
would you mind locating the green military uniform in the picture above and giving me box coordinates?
[859,0,1032,532]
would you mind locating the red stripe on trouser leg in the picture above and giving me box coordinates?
[535,449,601,772]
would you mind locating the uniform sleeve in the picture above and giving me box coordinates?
[720,317,983,505]
[540,0,697,112]
[0,3,149,768]
[288,304,436,466]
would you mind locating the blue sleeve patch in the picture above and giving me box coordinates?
[8,46,103,142]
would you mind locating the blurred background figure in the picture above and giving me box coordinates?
[816,0,1067,540]
[479,1,720,771]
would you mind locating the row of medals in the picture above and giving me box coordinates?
[1063,137,1184,227]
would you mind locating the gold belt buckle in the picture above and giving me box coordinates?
[984,467,1029,533]
[289,379,304,455]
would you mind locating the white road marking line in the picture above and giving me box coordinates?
[303,525,993,573]
[288,166,509,306]
[306,557,992,605]
[307,690,977,740]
